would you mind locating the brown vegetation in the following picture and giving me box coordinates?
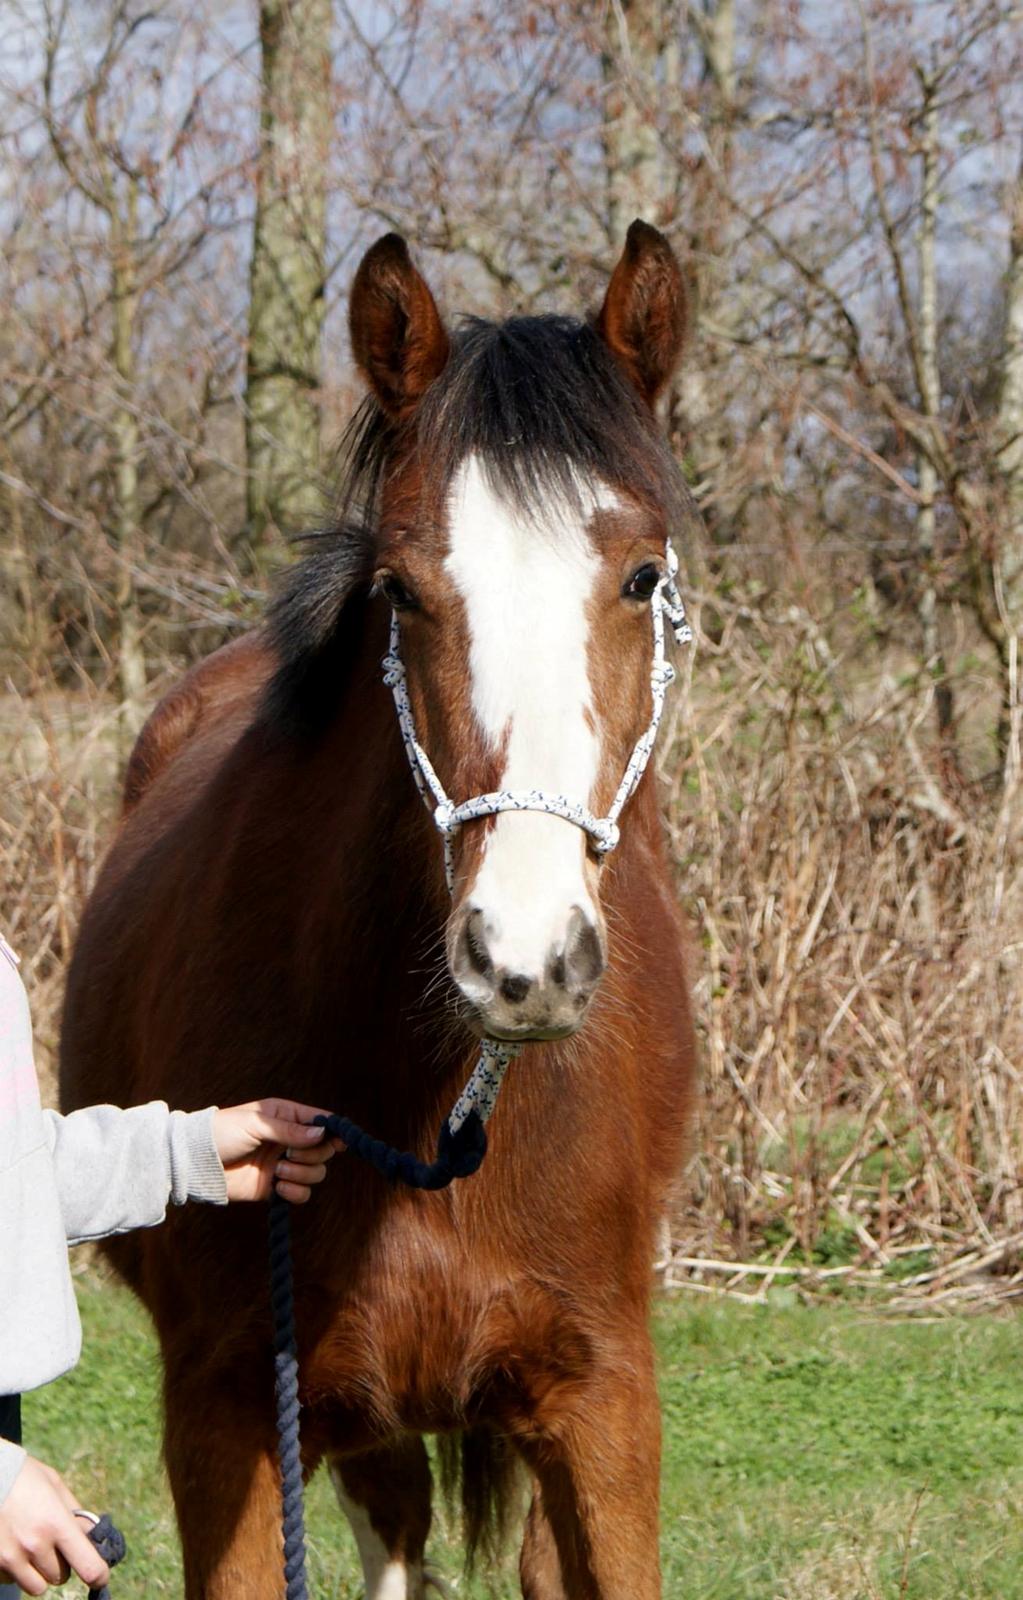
[2,0,1022,1302]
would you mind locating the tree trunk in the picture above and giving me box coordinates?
[699,0,736,109]
[673,0,736,502]
[996,140,1023,639]
[602,0,666,248]
[111,184,146,737]
[245,0,332,560]
[0,445,47,674]
[916,76,955,758]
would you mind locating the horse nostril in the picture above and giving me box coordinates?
[464,908,494,979]
[500,972,532,1005]
[563,908,605,992]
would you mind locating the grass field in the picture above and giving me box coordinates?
[22,1269,1023,1599]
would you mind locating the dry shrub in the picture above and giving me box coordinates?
[665,581,1023,1297]
[0,669,123,1099]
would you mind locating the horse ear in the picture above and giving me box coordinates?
[349,234,450,420]
[595,220,687,407]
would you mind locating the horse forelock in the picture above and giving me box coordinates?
[416,314,688,530]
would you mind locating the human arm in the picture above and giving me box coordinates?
[43,1101,226,1244]
[45,1099,339,1243]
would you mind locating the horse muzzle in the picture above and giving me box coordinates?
[448,902,606,1041]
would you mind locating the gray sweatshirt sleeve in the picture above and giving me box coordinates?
[42,1103,228,1246]
[0,1440,26,1507]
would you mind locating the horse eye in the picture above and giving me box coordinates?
[623,562,662,602]
[378,573,418,611]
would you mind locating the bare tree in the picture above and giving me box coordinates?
[602,0,669,246]
[41,1,153,729]
[996,139,1023,639]
[245,0,332,556]
[0,0,253,718]
[860,33,955,753]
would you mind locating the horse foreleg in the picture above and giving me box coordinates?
[518,1350,662,1600]
[329,1437,437,1599]
[163,1371,296,1600]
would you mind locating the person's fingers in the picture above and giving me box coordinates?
[250,1113,325,1149]
[276,1158,327,1187]
[23,1536,64,1586]
[0,1552,46,1595]
[280,1141,334,1167]
[274,1178,313,1204]
[57,1520,110,1591]
[261,1099,333,1127]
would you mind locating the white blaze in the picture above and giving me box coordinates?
[444,454,608,978]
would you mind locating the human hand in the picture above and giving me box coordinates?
[213,1099,343,1203]
[0,1456,110,1595]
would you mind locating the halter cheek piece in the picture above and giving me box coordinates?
[380,539,693,1130]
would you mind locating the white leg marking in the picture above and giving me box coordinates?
[331,1466,425,1600]
[444,456,613,975]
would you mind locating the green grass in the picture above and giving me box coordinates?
[25,1269,1023,1598]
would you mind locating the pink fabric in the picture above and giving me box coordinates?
[0,938,40,1126]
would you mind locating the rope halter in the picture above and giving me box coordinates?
[381,540,692,1132]
[382,540,692,893]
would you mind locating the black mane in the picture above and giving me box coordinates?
[417,315,687,522]
[265,314,690,731]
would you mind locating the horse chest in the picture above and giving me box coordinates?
[303,1215,593,1437]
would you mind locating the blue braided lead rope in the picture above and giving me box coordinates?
[311,1107,487,1189]
[86,1516,126,1600]
[268,1196,309,1600]
[267,1111,489,1599]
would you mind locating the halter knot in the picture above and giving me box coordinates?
[658,547,692,647]
[669,613,693,647]
[382,652,406,687]
[480,1036,523,1069]
[433,800,458,835]
[590,818,621,853]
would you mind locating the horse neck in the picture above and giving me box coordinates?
[302,609,443,910]
[277,609,460,1106]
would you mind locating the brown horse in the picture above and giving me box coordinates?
[60,219,696,1600]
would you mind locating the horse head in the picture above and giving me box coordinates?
[348,222,689,1042]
